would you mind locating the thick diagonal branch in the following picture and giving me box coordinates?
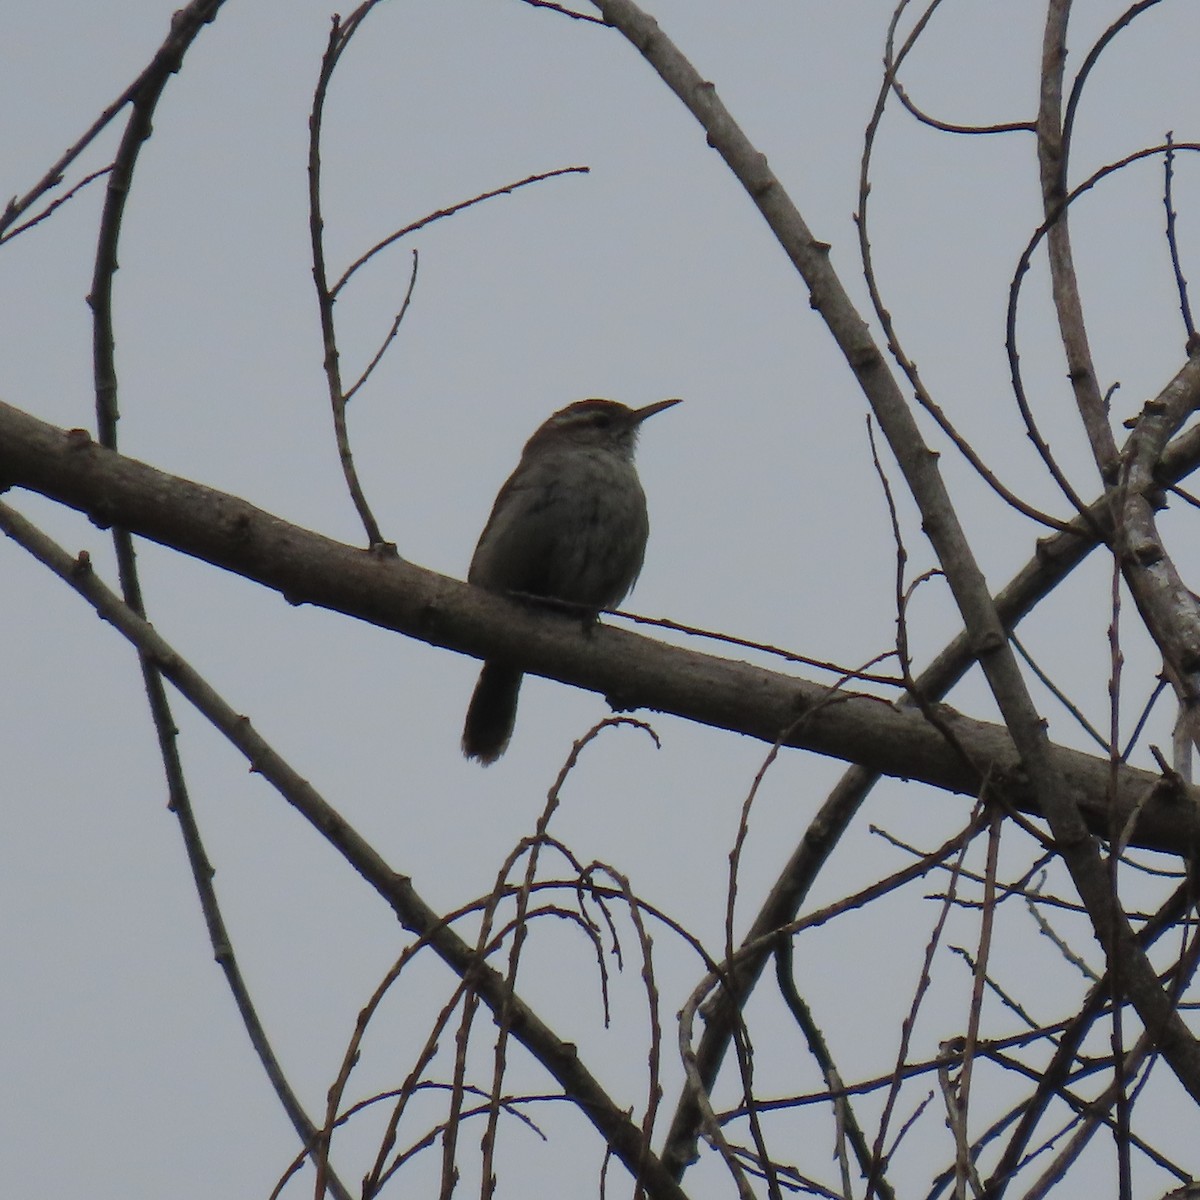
[589,0,1200,1143]
[2,397,1198,859]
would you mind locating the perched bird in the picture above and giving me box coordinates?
[462,397,681,764]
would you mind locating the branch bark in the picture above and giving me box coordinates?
[2,396,1197,858]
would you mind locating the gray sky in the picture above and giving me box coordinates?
[4,2,1200,1196]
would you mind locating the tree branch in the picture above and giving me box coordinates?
[2,396,1197,859]
[591,0,1200,1147]
[0,490,690,1200]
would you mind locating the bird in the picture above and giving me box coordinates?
[461,396,681,764]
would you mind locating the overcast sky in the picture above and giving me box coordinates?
[4,2,1200,1197]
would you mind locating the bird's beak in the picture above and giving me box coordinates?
[631,397,683,424]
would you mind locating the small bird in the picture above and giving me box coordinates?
[462,397,681,764]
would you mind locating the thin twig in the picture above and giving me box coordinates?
[1011,632,1109,752]
[1106,485,1134,1200]
[0,0,226,238]
[1005,139,1200,523]
[952,809,1003,1197]
[1163,131,1196,342]
[618,606,902,684]
[866,803,986,1200]
[858,0,1071,532]
[308,10,388,547]
[0,165,112,244]
[332,166,590,296]
[343,248,420,402]
[514,0,607,19]
[774,938,895,1200]
[1120,676,1169,763]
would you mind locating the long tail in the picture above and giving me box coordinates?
[461,662,523,764]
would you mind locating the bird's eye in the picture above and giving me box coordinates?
[591,412,612,429]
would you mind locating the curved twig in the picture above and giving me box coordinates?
[343,249,420,403]
[858,0,1070,531]
[331,166,590,297]
[308,9,389,547]
[1005,140,1200,524]
[883,0,1034,137]
[78,1,355,1195]
[0,502,355,1200]
[1060,1,1167,177]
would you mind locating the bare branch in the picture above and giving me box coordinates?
[1162,131,1197,343]
[0,165,112,244]
[1037,0,1119,479]
[331,166,590,297]
[0,490,690,1200]
[308,11,388,548]
[0,502,354,1200]
[862,2,1068,530]
[343,249,421,403]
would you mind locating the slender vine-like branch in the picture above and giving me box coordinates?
[343,249,420,403]
[0,0,223,237]
[774,938,895,1200]
[1106,494,1135,1200]
[1006,142,1200,514]
[950,810,1003,1195]
[0,501,355,1200]
[858,0,1072,532]
[1163,131,1197,343]
[71,0,354,1192]
[1011,632,1109,752]
[1060,0,1167,175]
[620,610,902,685]
[867,807,983,1200]
[308,9,388,547]
[883,0,1034,136]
